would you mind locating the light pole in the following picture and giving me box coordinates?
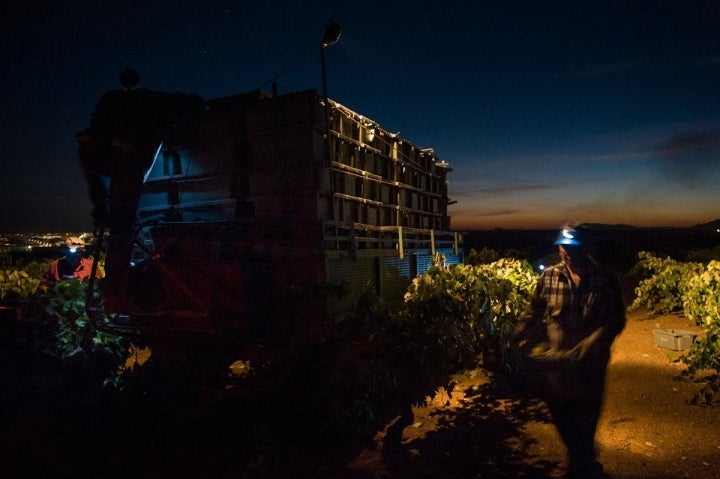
[320,21,342,107]
[320,21,341,158]
[320,22,341,229]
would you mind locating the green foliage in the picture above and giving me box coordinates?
[0,267,44,303]
[338,259,538,437]
[35,280,128,387]
[627,251,703,315]
[683,260,720,327]
[474,259,539,367]
[0,260,51,314]
[22,260,49,280]
[681,321,720,405]
[628,253,720,404]
[466,247,500,265]
[677,260,720,404]
[402,259,537,370]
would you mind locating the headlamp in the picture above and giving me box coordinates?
[554,222,585,246]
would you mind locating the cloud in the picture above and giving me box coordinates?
[452,208,519,218]
[452,182,553,199]
[650,127,720,185]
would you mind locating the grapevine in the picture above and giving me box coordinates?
[626,252,720,404]
[627,251,703,315]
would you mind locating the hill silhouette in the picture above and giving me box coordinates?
[463,223,720,275]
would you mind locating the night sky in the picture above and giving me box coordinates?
[2,0,719,232]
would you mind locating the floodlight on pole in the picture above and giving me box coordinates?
[320,21,341,103]
[321,21,342,47]
[319,21,341,226]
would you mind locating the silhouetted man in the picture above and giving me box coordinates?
[77,69,205,312]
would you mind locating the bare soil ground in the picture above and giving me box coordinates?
[340,310,720,479]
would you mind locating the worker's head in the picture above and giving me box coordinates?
[120,68,139,90]
[64,237,85,267]
[554,222,592,267]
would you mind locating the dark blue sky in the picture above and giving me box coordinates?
[2,0,719,231]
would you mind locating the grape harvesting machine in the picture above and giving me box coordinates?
[79,83,463,380]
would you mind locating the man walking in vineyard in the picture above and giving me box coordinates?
[514,222,626,479]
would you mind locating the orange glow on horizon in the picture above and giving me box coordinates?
[449,210,718,230]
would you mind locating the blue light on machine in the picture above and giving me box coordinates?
[144,142,165,183]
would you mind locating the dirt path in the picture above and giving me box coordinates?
[598,312,719,479]
[341,311,720,478]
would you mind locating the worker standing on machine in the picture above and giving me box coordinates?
[77,69,205,312]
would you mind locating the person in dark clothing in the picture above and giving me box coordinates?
[77,69,205,312]
[514,222,626,479]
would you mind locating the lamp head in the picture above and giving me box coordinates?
[554,222,586,246]
[321,22,342,47]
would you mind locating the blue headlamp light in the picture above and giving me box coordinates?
[554,223,585,246]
